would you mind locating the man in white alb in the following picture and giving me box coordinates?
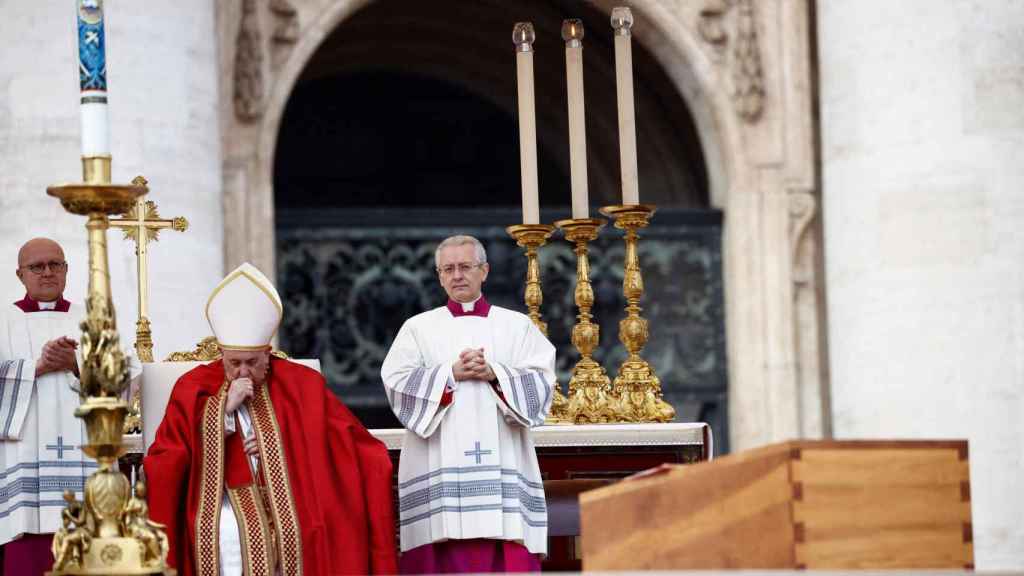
[0,238,92,575]
[381,234,555,574]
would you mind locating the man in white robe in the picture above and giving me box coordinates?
[381,234,555,574]
[0,238,91,575]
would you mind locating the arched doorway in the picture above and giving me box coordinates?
[271,0,728,446]
[219,0,827,453]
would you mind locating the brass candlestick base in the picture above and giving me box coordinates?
[506,224,570,424]
[599,204,675,423]
[554,218,616,424]
[46,159,173,575]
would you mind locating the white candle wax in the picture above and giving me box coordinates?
[563,19,589,220]
[612,7,640,205]
[514,23,540,225]
[77,0,111,157]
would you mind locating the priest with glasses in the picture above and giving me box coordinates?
[382,235,556,573]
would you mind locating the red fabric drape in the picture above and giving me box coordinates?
[144,358,397,575]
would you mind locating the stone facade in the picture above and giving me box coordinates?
[216,0,830,455]
[2,0,1020,569]
[819,0,1024,567]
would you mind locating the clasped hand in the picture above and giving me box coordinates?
[452,348,496,382]
[226,377,253,413]
[226,378,260,456]
[36,336,78,378]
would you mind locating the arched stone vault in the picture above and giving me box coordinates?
[216,0,829,450]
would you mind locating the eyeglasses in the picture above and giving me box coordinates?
[436,262,483,276]
[21,261,67,275]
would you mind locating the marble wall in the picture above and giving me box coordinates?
[0,1,224,358]
[819,0,1024,568]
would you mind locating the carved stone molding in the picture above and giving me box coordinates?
[698,0,765,122]
[233,0,265,122]
[788,190,816,287]
[270,0,299,45]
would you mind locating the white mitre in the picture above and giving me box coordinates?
[205,262,282,351]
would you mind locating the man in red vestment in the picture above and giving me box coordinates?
[144,263,397,575]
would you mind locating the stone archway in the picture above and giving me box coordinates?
[216,0,828,451]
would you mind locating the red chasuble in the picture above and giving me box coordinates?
[143,358,398,575]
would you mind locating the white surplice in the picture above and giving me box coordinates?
[0,303,141,545]
[381,303,555,554]
[0,303,93,545]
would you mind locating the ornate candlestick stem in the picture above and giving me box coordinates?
[554,218,615,424]
[599,204,675,423]
[506,224,556,332]
[48,164,173,574]
[506,224,569,424]
[45,3,173,571]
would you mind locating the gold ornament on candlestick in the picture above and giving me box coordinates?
[506,223,569,424]
[600,204,675,423]
[554,218,616,424]
[46,158,173,574]
[109,180,189,434]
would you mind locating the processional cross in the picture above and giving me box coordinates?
[108,176,189,363]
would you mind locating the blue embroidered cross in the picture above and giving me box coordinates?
[464,441,493,464]
[46,436,76,460]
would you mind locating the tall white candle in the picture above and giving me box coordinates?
[612,7,639,205]
[77,0,111,157]
[513,23,540,225]
[562,19,589,220]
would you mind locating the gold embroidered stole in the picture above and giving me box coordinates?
[227,484,276,575]
[249,380,304,575]
[195,380,304,576]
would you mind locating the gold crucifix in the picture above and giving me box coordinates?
[109,176,189,362]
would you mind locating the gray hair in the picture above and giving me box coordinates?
[435,235,487,268]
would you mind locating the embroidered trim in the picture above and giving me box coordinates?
[398,466,544,490]
[250,381,303,575]
[195,383,228,576]
[229,486,276,576]
[399,504,548,528]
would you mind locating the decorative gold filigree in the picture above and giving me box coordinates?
[78,289,129,400]
[52,491,91,570]
[600,205,675,423]
[46,184,145,217]
[121,482,170,567]
[506,224,570,424]
[121,317,150,435]
[165,336,222,362]
[132,317,154,364]
[48,153,172,574]
[165,336,290,362]
[554,218,617,424]
[115,201,189,245]
[109,183,189,434]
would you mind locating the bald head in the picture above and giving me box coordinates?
[16,238,68,302]
[18,238,63,268]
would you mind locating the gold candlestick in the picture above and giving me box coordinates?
[506,224,569,424]
[46,156,173,574]
[600,204,675,423]
[554,218,615,424]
